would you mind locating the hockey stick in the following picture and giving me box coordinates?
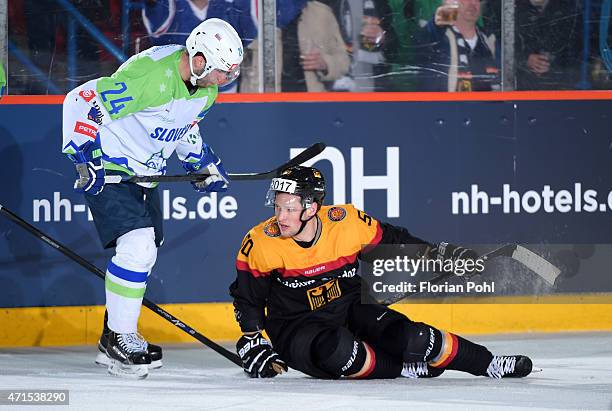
[0,204,242,367]
[382,244,561,305]
[103,142,327,184]
[481,244,561,285]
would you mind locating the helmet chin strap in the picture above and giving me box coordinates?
[294,209,317,238]
[189,74,200,87]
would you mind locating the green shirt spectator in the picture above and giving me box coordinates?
[383,0,441,91]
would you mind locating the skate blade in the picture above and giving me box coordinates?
[97,352,162,370]
[95,351,110,367]
[108,360,148,379]
[149,360,163,369]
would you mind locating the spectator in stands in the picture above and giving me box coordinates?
[358,0,442,91]
[325,0,355,92]
[142,0,256,91]
[414,0,499,92]
[238,0,310,92]
[142,0,257,47]
[281,0,350,91]
[143,0,307,92]
[515,0,583,90]
[357,0,393,91]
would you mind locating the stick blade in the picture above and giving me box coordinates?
[511,245,562,285]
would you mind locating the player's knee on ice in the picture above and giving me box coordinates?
[386,320,443,363]
[113,228,158,273]
[310,327,406,379]
[312,327,366,378]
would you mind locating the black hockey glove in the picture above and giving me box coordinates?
[236,333,288,378]
[428,242,480,276]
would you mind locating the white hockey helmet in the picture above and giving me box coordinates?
[186,18,244,86]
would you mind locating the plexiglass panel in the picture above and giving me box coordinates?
[4,0,611,94]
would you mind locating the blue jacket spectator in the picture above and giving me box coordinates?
[142,0,307,92]
[143,0,258,47]
[143,0,307,48]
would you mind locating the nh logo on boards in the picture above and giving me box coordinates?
[290,146,400,218]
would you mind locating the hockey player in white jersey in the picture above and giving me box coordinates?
[61,18,243,379]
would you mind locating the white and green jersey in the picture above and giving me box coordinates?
[62,45,217,184]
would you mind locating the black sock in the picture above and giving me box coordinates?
[429,333,493,376]
[350,342,403,379]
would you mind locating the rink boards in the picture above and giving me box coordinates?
[1,91,612,346]
[2,296,612,347]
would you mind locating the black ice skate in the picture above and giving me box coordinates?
[486,355,533,378]
[105,331,152,379]
[95,311,163,369]
[401,362,445,378]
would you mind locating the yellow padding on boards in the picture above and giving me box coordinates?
[1,295,612,347]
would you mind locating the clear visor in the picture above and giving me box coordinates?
[190,58,241,86]
[264,190,312,209]
[265,178,297,207]
[216,65,240,82]
[264,189,277,207]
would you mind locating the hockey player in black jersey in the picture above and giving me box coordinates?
[230,166,533,380]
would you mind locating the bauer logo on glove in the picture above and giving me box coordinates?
[236,332,288,378]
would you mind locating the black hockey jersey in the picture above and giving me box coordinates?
[229,204,428,332]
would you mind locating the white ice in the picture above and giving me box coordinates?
[0,332,611,410]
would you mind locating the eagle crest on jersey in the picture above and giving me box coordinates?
[306,278,342,310]
[263,221,281,238]
[327,207,347,222]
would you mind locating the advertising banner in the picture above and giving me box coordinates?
[1,99,611,307]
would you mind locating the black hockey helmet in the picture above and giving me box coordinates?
[264,166,326,209]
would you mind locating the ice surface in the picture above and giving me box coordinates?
[0,333,611,410]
